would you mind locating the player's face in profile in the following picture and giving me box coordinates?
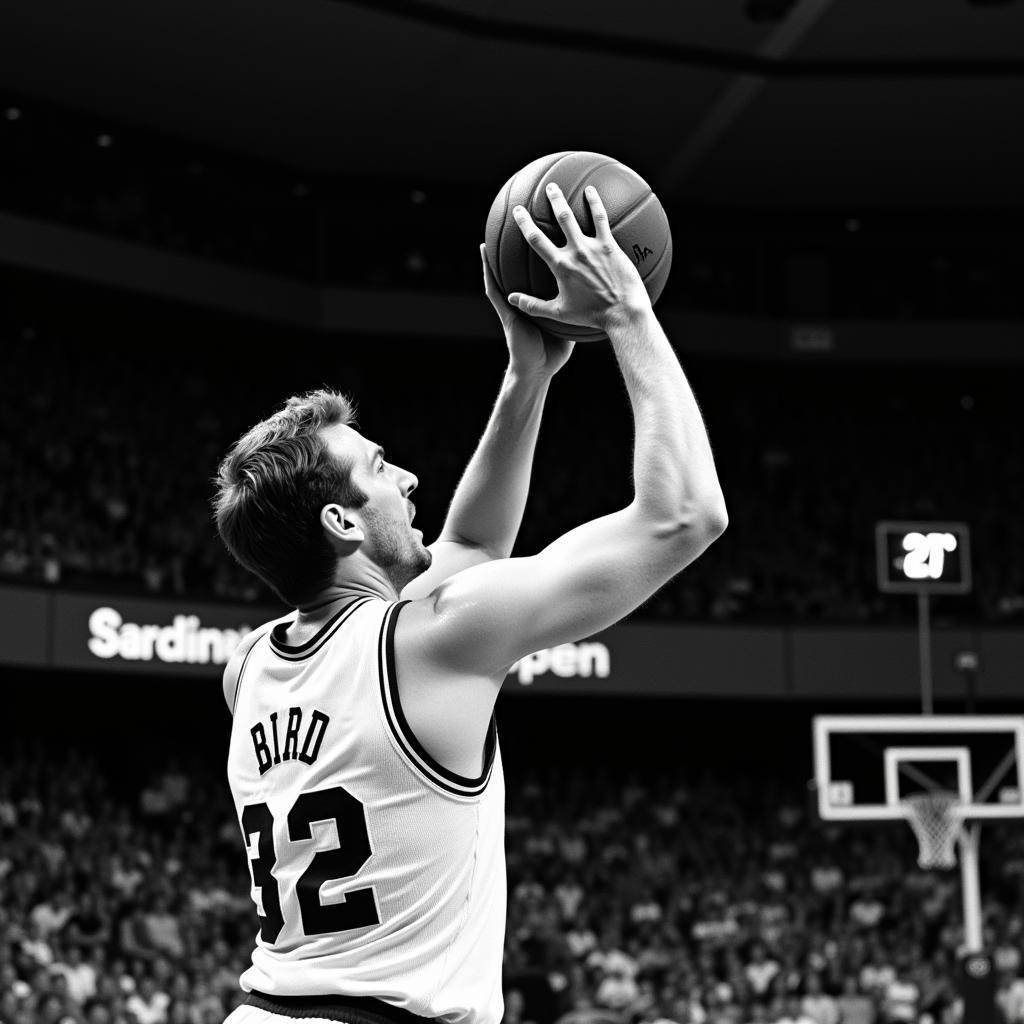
[323,424,432,589]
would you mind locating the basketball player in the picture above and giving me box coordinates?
[213,183,728,1024]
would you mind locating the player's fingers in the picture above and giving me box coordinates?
[507,291,558,319]
[544,182,585,248]
[584,186,614,243]
[511,205,559,265]
[480,243,497,293]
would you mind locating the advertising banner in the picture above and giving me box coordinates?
[0,584,1014,698]
[50,593,284,676]
[505,625,785,697]
[0,585,782,693]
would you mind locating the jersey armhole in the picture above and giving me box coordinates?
[377,600,497,799]
[222,628,268,715]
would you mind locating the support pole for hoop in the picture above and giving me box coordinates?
[959,823,983,953]
[918,590,933,715]
[957,821,994,1024]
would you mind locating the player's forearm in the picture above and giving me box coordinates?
[438,366,550,558]
[607,305,727,530]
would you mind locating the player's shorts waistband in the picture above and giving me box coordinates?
[244,990,444,1024]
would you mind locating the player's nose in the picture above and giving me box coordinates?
[399,467,418,495]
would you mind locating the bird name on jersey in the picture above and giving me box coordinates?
[250,707,329,776]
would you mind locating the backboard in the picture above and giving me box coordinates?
[813,715,1024,822]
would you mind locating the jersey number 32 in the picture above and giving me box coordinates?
[241,785,379,943]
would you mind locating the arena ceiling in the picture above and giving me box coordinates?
[3,0,1024,207]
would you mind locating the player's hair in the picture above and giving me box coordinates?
[213,389,368,607]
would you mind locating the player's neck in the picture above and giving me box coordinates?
[296,576,398,619]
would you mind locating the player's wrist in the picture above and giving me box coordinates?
[505,360,555,389]
[601,298,656,335]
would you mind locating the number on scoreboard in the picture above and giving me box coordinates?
[876,521,972,594]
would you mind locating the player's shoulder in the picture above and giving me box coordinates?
[222,612,294,714]
[392,582,463,652]
[392,579,510,685]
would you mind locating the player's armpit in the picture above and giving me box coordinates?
[398,538,495,601]
[404,502,725,681]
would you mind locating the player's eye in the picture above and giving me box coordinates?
[377,460,385,473]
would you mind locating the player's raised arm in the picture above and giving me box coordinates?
[403,183,727,679]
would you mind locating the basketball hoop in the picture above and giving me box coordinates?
[904,792,966,869]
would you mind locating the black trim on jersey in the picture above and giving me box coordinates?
[269,598,372,660]
[378,600,496,798]
[230,636,262,716]
[245,990,443,1024]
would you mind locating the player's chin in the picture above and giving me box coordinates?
[408,533,432,570]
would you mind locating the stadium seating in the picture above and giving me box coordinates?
[3,746,1023,1024]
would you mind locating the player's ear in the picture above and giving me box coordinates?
[321,504,365,553]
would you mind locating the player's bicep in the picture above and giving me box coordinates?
[419,505,721,678]
[399,539,494,601]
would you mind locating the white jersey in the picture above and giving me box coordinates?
[225,597,506,1024]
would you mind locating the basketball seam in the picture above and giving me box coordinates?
[605,188,657,236]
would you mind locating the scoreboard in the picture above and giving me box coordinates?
[875,521,972,594]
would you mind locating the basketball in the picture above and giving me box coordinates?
[484,152,673,341]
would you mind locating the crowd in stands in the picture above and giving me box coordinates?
[2,307,1022,625]
[3,744,1024,1024]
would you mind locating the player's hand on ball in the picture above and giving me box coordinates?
[507,183,651,332]
[480,243,573,379]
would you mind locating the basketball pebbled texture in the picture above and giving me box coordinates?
[484,151,673,341]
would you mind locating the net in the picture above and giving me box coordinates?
[904,792,966,869]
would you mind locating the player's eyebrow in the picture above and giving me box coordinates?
[370,446,385,467]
